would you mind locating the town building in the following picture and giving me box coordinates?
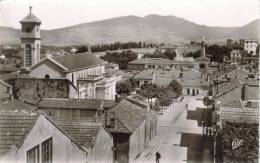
[127,58,173,71]
[20,7,41,68]
[176,69,209,96]
[101,98,157,163]
[17,9,119,101]
[0,111,114,163]
[229,50,242,64]
[28,53,118,100]
[38,98,115,120]
[219,100,259,127]
[134,69,175,87]
[244,40,258,55]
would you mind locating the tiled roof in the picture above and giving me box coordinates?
[222,100,243,109]
[180,69,203,80]
[51,117,102,148]
[20,13,41,23]
[154,78,173,87]
[128,58,173,65]
[0,111,39,156]
[215,78,242,97]
[177,79,209,88]
[134,70,175,80]
[39,98,115,109]
[109,99,147,133]
[51,53,106,71]
[0,99,35,111]
[172,60,194,66]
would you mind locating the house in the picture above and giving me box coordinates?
[7,78,77,103]
[102,99,152,163]
[0,80,13,100]
[38,98,115,120]
[127,58,173,71]
[171,60,195,69]
[134,69,175,87]
[176,69,209,96]
[230,50,242,64]
[0,110,114,163]
[244,40,258,56]
[28,53,118,100]
[212,70,259,103]
[212,78,244,107]
[219,100,259,127]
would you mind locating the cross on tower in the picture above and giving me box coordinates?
[29,6,32,14]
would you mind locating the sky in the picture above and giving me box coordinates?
[0,0,259,30]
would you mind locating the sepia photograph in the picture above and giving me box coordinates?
[0,0,259,163]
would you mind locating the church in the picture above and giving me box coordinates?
[20,7,118,100]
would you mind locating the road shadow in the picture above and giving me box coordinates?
[180,133,203,163]
[187,108,212,127]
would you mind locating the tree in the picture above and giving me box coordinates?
[169,80,182,96]
[164,49,177,60]
[116,78,137,95]
[101,50,137,69]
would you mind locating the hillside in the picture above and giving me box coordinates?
[0,14,258,46]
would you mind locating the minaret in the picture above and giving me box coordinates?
[20,6,41,68]
[201,36,206,57]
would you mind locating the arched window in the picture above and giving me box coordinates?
[199,63,206,69]
[25,44,32,67]
[45,74,50,79]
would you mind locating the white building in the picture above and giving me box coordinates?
[20,8,118,101]
[230,50,241,64]
[0,111,113,163]
[29,53,117,100]
[244,40,258,56]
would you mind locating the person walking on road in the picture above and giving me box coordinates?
[186,104,188,110]
[156,151,161,163]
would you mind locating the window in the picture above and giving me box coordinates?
[42,138,52,163]
[26,28,31,33]
[25,44,32,67]
[187,89,190,95]
[71,73,74,84]
[27,145,39,163]
[45,74,50,79]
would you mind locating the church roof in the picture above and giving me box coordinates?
[20,13,41,23]
[51,53,106,72]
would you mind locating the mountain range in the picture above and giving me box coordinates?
[0,14,259,46]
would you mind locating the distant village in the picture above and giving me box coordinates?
[0,7,259,163]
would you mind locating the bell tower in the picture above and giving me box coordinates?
[20,6,41,68]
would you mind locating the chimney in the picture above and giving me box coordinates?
[152,72,156,83]
[241,83,248,101]
[97,101,104,115]
[179,71,183,78]
[115,94,119,102]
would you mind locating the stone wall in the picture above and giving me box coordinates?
[8,78,75,104]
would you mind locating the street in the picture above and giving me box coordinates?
[134,96,213,163]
